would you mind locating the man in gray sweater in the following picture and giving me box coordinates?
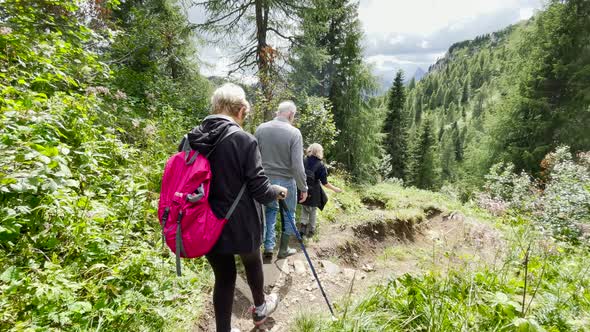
[255,101,308,260]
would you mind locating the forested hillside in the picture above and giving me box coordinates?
[387,0,590,194]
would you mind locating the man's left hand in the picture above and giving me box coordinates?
[299,191,308,203]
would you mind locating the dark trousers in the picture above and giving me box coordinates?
[206,250,265,332]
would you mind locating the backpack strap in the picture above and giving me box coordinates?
[181,125,242,164]
[225,183,247,220]
[175,211,186,276]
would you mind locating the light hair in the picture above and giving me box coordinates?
[306,143,324,160]
[277,100,297,116]
[211,83,249,116]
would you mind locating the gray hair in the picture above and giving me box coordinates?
[211,83,248,116]
[277,100,297,116]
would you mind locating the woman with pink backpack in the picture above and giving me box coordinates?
[181,83,286,331]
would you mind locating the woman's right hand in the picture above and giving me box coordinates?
[272,185,288,200]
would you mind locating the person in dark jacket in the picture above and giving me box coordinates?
[298,143,342,237]
[181,83,286,331]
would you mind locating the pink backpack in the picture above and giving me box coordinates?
[158,128,245,276]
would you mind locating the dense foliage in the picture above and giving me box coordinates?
[0,1,211,330]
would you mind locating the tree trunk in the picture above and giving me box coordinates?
[255,0,274,120]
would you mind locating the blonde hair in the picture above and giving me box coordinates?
[306,143,324,160]
[211,83,249,116]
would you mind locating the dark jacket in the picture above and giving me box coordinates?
[301,156,329,209]
[181,115,279,254]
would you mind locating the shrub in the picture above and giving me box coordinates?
[538,147,590,241]
[479,147,590,241]
[483,162,536,212]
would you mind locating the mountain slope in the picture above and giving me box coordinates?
[399,0,590,191]
[412,67,426,82]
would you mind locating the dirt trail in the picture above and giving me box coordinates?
[195,207,502,332]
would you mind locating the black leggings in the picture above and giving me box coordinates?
[206,250,265,332]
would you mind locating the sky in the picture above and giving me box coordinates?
[188,0,545,87]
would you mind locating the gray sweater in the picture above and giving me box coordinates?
[255,117,308,192]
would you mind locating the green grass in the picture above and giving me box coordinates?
[377,246,414,262]
[291,220,590,332]
[317,178,474,230]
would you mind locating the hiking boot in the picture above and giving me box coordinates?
[251,293,279,326]
[263,250,274,260]
[298,224,307,236]
[307,228,315,238]
[277,233,297,259]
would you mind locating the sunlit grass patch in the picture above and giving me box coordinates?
[378,246,413,262]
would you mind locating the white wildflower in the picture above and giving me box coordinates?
[0,26,12,35]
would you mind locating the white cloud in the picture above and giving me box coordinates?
[358,0,543,35]
[519,7,535,20]
[388,35,406,45]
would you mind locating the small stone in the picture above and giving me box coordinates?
[321,260,341,275]
[279,259,291,274]
[306,283,318,291]
[361,264,375,272]
[309,294,316,301]
[342,268,357,279]
[293,260,306,275]
[449,211,465,222]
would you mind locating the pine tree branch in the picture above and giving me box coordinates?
[267,26,296,43]
[196,0,254,29]
[228,45,258,74]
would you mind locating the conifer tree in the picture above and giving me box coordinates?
[291,0,382,182]
[452,122,463,161]
[405,116,435,188]
[382,70,407,179]
[415,95,424,123]
[196,0,303,119]
[461,79,470,104]
[408,77,416,90]
[498,0,590,173]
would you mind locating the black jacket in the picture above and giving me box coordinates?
[181,115,279,254]
[300,157,329,209]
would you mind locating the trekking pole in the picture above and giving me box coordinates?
[278,199,335,317]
